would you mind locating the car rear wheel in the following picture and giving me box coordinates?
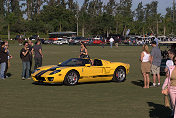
[64,70,79,86]
[112,67,126,82]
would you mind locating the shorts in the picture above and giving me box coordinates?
[141,62,151,73]
[151,64,160,74]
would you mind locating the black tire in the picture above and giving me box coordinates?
[112,67,126,82]
[64,70,79,86]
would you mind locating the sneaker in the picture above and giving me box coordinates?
[22,77,25,80]
[27,78,31,80]
[1,78,5,80]
[150,83,157,87]
[5,76,9,78]
[157,83,160,86]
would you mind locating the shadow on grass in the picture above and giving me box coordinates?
[77,81,114,86]
[147,102,172,118]
[32,81,114,86]
[6,73,12,78]
[131,80,143,87]
[131,80,153,87]
[32,82,63,86]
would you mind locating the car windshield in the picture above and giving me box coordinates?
[58,58,91,66]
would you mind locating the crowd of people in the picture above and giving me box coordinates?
[0,40,43,80]
[140,40,176,118]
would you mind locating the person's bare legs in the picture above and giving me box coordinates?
[146,73,150,88]
[153,74,156,86]
[157,73,161,85]
[143,73,147,88]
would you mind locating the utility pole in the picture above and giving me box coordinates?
[76,5,79,36]
[7,0,10,40]
[173,0,175,34]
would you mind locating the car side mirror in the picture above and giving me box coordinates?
[85,64,91,67]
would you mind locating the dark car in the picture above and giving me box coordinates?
[160,58,167,76]
[29,35,39,40]
[14,35,25,40]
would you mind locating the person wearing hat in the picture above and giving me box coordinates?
[150,41,162,87]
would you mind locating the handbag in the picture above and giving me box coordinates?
[164,95,170,107]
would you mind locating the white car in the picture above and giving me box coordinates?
[53,38,69,45]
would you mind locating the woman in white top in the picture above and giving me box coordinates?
[140,44,151,88]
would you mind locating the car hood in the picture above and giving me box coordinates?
[37,65,71,71]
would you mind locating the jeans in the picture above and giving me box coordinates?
[34,57,42,70]
[110,42,113,48]
[22,61,30,78]
[0,62,6,79]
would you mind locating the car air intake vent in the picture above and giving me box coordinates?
[36,77,45,81]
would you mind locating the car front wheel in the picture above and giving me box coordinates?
[112,67,126,82]
[64,70,79,86]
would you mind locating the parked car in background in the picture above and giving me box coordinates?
[53,38,69,45]
[159,41,176,75]
[29,35,39,40]
[69,37,85,45]
[43,40,54,44]
[13,35,26,40]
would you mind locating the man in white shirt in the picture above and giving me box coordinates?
[109,37,114,48]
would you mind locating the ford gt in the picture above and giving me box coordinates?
[31,58,130,85]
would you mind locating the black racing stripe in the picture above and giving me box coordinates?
[35,66,60,77]
[35,70,48,77]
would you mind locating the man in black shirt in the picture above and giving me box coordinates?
[28,40,33,73]
[33,40,43,70]
[0,42,8,79]
[20,41,31,80]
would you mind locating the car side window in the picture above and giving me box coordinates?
[93,59,102,66]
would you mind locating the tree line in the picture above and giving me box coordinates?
[0,0,176,39]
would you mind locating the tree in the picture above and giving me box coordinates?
[144,1,158,35]
[135,2,144,21]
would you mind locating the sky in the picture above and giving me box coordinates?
[75,0,173,15]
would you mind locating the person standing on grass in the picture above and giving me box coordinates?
[0,42,8,80]
[28,40,33,73]
[150,41,162,87]
[109,37,114,48]
[33,40,43,70]
[101,38,105,48]
[140,44,151,88]
[20,41,31,80]
[4,41,12,78]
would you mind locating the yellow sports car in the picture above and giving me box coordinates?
[31,58,130,85]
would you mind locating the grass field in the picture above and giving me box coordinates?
[0,44,171,118]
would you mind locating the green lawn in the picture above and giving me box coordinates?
[0,44,171,118]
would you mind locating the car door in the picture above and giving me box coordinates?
[80,59,106,82]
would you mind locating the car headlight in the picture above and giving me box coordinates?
[49,70,61,75]
[32,69,40,74]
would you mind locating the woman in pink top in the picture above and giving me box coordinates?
[140,44,151,88]
[162,56,176,118]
